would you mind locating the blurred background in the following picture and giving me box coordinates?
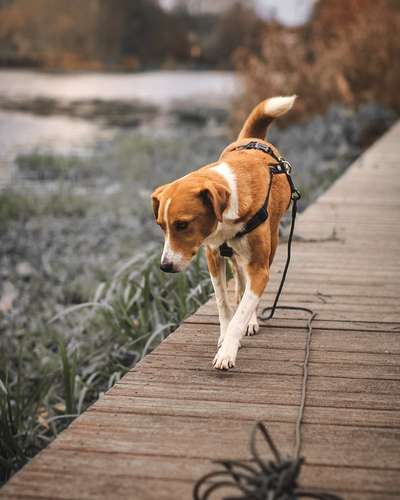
[1,0,399,485]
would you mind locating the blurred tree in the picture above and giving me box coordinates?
[0,0,100,68]
[0,0,264,70]
[205,2,263,67]
[234,0,400,125]
[171,0,263,69]
[97,0,189,68]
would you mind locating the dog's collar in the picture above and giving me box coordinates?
[219,141,299,258]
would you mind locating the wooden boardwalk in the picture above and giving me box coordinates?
[2,123,400,499]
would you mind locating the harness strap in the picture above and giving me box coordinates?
[218,141,299,258]
[236,140,282,164]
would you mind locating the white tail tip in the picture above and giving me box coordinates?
[263,95,297,117]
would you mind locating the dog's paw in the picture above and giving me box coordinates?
[212,340,239,370]
[245,313,259,336]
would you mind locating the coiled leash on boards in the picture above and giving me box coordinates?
[193,422,341,500]
[194,142,342,500]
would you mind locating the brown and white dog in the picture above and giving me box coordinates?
[152,96,296,370]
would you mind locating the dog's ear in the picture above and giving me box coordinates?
[151,185,167,220]
[199,182,230,222]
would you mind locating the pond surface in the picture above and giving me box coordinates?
[0,70,239,105]
[0,70,239,187]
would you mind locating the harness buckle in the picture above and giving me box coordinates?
[291,189,301,201]
[219,242,234,258]
[279,159,292,174]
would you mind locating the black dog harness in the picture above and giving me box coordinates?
[218,140,302,323]
[219,141,300,258]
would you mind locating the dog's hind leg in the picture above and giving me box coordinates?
[231,256,245,305]
[206,246,233,348]
[232,256,259,336]
[269,225,280,266]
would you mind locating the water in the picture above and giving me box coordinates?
[0,70,239,188]
[0,70,239,104]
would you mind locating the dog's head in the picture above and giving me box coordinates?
[152,175,230,272]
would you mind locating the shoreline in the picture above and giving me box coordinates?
[0,69,239,105]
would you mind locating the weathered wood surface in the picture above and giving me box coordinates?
[2,123,400,499]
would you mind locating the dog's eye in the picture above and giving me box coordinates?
[174,220,189,231]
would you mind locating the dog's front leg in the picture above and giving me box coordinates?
[206,246,232,347]
[213,262,269,370]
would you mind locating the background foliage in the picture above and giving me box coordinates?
[233,0,400,127]
[0,0,263,69]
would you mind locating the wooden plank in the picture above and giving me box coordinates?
[170,323,400,354]
[23,451,400,493]
[93,395,400,427]
[187,314,400,332]
[141,353,383,380]
[1,475,192,500]
[153,342,400,369]
[43,413,400,470]
[117,371,400,410]
[196,303,400,322]
[238,292,400,306]
[3,473,399,500]
[3,453,399,498]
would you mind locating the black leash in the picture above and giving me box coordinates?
[258,186,308,323]
[248,142,321,462]
[193,142,342,499]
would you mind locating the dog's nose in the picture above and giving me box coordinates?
[160,261,175,273]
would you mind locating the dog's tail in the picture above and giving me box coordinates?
[237,95,297,141]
